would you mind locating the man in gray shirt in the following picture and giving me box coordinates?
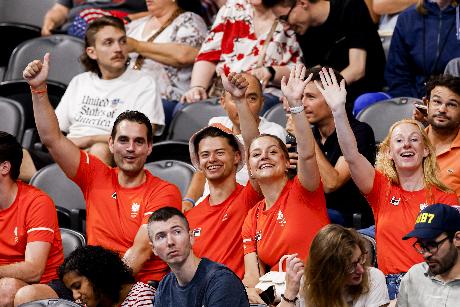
[397,203,460,306]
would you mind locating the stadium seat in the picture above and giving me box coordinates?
[262,103,287,128]
[0,97,25,143]
[30,164,86,233]
[18,299,81,307]
[167,98,226,141]
[148,140,191,164]
[356,97,421,143]
[4,35,84,86]
[144,160,195,196]
[60,228,86,258]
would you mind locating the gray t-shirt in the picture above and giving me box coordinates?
[397,262,460,307]
[58,0,146,21]
[154,258,250,307]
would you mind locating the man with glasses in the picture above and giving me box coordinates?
[262,0,385,109]
[398,203,460,306]
[414,75,460,199]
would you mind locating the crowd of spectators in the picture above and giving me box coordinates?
[1,0,460,306]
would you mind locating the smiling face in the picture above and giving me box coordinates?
[63,271,99,307]
[109,120,152,176]
[388,123,429,172]
[150,216,193,266]
[271,0,314,35]
[248,135,289,180]
[197,136,240,182]
[427,86,460,132]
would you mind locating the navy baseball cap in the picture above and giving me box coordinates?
[403,204,460,240]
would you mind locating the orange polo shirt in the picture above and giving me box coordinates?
[426,126,460,198]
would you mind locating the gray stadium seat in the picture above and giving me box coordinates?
[148,140,191,164]
[18,299,80,307]
[263,103,287,128]
[0,97,25,142]
[60,228,86,258]
[30,164,86,233]
[144,160,195,196]
[356,97,421,143]
[0,0,56,28]
[167,98,226,141]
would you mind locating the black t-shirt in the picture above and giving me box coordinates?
[313,117,376,227]
[299,0,385,103]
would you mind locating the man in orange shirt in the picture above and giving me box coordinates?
[0,132,70,305]
[185,123,262,278]
[22,53,181,290]
[415,75,460,199]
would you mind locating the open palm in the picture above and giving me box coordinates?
[314,67,347,112]
[281,63,312,107]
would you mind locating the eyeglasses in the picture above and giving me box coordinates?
[279,2,297,22]
[413,236,450,254]
[346,252,367,274]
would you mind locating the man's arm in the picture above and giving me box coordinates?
[123,225,153,275]
[341,48,367,85]
[315,146,352,193]
[182,171,206,212]
[23,53,81,179]
[68,135,110,149]
[42,3,70,36]
[373,0,416,15]
[0,242,51,283]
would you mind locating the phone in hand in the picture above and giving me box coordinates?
[415,103,428,117]
[259,286,275,305]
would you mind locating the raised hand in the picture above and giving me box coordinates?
[284,254,304,300]
[23,53,50,89]
[314,67,347,113]
[221,71,248,100]
[281,63,313,107]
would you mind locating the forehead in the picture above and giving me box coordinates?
[430,86,460,102]
[62,271,83,284]
[150,216,186,234]
[198,136,233,152]
[114,120,148,139]
[250,136,280,151]
[303,82,322,95]
[391,123,422,138]
[94,25,125,42]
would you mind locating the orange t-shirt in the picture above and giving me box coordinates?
[186,183,262,279]
[426,126,460,198]
[73,151,182,282]
[366,171,459,275]
[242,177,329,271]
[0,181,64,283]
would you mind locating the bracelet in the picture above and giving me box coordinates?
[266,66,276,82]
[182,197,196,207]
[281,294,298,304]
[289,105,304,114]
[191,85,207,90]
[30,85,47,95]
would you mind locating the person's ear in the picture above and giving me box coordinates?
[0,161,11,176]
[234,150,241,167]
[453,231,460,247]
[299,0,310,9]
[86,46,97,60]
[189,230,195,246]
[108,136,115,154]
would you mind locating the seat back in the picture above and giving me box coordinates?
[5,35,84,86]
[262,103,287,128]
[60,228,86,258]
[30,164,86,231]
[0,0,56,28]
[167,99,226,141]
[18,299,81,307]
[0,97,25,142]
[144,160,195,196]
[148,140,191,164]
[356,97,421,143]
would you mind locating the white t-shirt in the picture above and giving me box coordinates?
[126,12,207,101]
[196,116,287,203]
[298,267,390,307]
[55,69,164,137]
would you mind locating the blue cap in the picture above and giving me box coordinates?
[403,204,460,240]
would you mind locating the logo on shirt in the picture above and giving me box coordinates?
[14,226,18,244]
[193,228,201,237]
[255,230,262,242]
[390,196,401,206]
[419,203,428,211]
[222,213,229,222]
[112,192,117,199]
[130,202,140,218]
[448,168,454,174]
[277,210,286,226]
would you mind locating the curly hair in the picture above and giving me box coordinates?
[58,245,135,304]
[303,224,369,307]
[375,119,451,194]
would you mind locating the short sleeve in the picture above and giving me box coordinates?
[25,194,59,244]
[293,176,326,211]
[362,268,390,306]
[240,183,263,211]
[241,206,258,255]
[55,78,77,133]
[173,13,208,49]
[364,170,386,215]
[342,0,373,50]
[72,150,107,196]
[142,182,182,223]
[205,269,250,306]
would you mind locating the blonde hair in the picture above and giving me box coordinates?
[375,119,451,194]
[303,225,369,307]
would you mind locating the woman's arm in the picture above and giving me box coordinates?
[315,68,375,194]
[243,253,266,304]
[281,64,320,192]
[181,61,216,102]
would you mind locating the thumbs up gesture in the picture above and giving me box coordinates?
[23,53,51,89]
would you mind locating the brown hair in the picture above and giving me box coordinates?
[80,16,126,76]
[249,134,289,160]
[375,119,451,194]
[303,224,369,307]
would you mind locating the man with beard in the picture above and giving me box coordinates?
[415,75,460,199]
[398,204,460,306]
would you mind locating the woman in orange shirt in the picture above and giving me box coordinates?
[221,64,330,304]
[315,67,458,300]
